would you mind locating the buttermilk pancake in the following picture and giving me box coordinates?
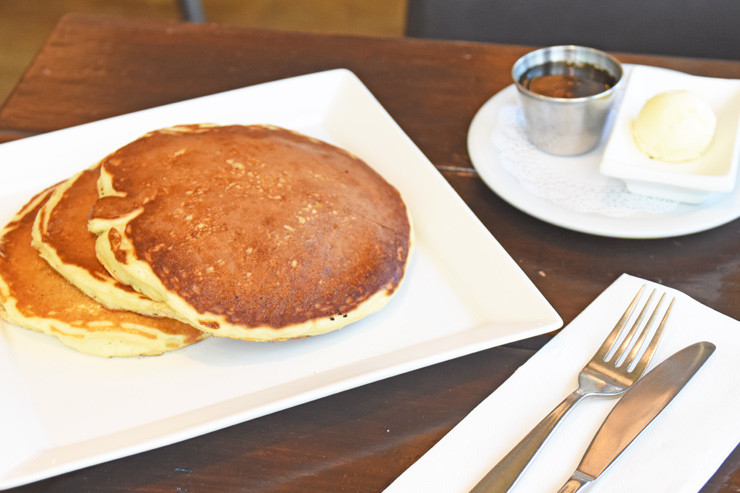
[89,124,413,341]
[32,165,175,318]
[0,188,207,357]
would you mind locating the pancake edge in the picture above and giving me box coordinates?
[0,188,208,358]
[32,167,178,319]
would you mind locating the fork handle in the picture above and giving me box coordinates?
[470,389,587,492]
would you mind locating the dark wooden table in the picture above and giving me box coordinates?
[2,13,739,492]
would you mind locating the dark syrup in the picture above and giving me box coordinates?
[520,61,617,98]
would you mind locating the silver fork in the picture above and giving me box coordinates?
[470,285,673,492]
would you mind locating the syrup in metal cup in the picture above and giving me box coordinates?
[512,45,624,156]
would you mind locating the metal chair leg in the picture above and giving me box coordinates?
[177,0,206,23]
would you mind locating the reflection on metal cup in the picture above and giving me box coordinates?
[512,45,624,156]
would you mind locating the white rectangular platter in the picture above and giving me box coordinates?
[0,69,562,489]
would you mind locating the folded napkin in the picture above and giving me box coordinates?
[385,274,740,492]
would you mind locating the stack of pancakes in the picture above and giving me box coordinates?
[0,124,413,357]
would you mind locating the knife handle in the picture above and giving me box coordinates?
[470,389,587,492]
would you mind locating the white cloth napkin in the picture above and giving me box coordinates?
[385,274,740,492]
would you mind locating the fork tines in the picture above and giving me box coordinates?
[597,285,675,373]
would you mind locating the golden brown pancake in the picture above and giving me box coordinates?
[32,165,175,318]
[89,124,413,341]
[0,188,207,357]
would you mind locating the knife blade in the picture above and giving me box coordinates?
[558,341,715,493]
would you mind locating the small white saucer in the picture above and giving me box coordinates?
[600,65,740,204]
[467,72,740,239]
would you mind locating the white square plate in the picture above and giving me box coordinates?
[0,69,561,489]
[600,65,740,203]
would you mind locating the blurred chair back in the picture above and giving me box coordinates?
[405,0,740,60]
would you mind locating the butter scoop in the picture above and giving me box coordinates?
[632,90,716,162]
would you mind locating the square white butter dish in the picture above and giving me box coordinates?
[600,65,740,204]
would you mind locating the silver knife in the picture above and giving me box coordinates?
[557,340,715,493]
